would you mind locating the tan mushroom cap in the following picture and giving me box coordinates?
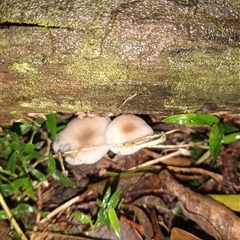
[106,114,154,155]
[52,116,111,165]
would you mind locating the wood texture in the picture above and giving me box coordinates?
[0,0,240,124]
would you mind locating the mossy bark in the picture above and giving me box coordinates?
[0,0,240,124]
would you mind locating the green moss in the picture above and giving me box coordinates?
[63,58,129,84]
[167,47,240,105]
[11,62,36,74]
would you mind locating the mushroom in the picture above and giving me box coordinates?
[105,114,154,155]
[52,116,111,165]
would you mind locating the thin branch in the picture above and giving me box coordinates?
[166,166,223,183]
[0,193,28,240]
[128,150,182,170]
[39,189,93,224]
[118,93,138,109]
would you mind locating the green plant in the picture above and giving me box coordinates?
[0,113,75,238]
[73,187,121,238]
[162,113,240,161]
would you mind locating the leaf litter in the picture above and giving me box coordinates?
[0,112,240,240]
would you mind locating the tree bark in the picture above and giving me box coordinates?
[0,0,240,124]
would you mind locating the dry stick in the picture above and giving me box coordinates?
[149,143,209,150]
[33,187,42,231]
[31,129,207,169]
[130,164,222,184]
[0,193,28,240]
[41,129,52,157]
[30,133,166,168]
[195,150,211,164]
[58,152,67,174]
[167,166,223,183]
[39,189,93,224]
[128,149,222,183]
[128,150,182,170]
[60,130,206,154]
[63,133,166,153]
[118,93,138,109]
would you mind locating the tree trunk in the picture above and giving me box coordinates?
[0,0,240,124]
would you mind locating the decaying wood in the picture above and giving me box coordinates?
[123,170,240,240]
[0,0,240,124]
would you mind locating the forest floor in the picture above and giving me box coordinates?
[0,112,240,240]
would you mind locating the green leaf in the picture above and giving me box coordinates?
[108,188,121,209]
[12,178,29,190]
[189,180,201,187]
[57,125,67,132]
[0,210,8,220]
[46,113,57,140]
[6,150,17,173]
[14,120,32,135]
[96,198,103,208]
[222,132,240,144]
[12,144,24,154]
[34,117,44,126]
[0,204,38,220]
[25,143,35,154]
[34,141,44,150]
[22,151,43,165]
[222,124,239,134]
[31,169,47,182]
[162,113,219,126]
[21,178,35,200]
[103,209,111,230]
[102,187,111,209]
[95,208,104,228]
[52,170,75,188]
[72,212,93,228]
[10,177,35,200]
[0,183,15,196]
[13,203,37,219]
[108,208,120,238]
[0,146,12,158]
[209,123,224,162]
[189,147,202,159]
[48,154,56,173]
[0,137,13,157]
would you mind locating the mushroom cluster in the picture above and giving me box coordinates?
[53,114,154,165]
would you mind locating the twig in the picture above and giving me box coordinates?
[39,189,93,224]
[128,150,182,170]
[33,187,42,231]
[31,128,207,168]
[167,166,223,183]
[30,133,167,168]
[118,93,138,109]
[0,193,28,240]
[195,150,211,164]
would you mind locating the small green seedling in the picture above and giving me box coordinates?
[73,187,121,238]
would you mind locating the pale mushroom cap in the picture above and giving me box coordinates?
[106,114,154,155]
[52,116,111,165]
